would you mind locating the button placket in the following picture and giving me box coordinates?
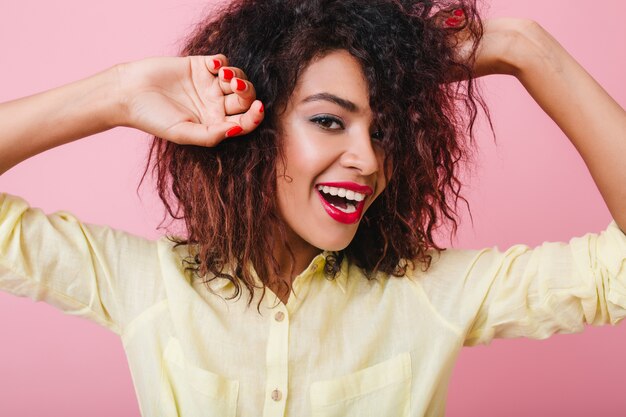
[262,307,289,417]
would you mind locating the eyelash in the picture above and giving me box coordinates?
[310,115,383,141]
[310,115,344,131]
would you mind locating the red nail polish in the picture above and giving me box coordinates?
[235,79,246,91]
[259,103,264,113]
[223,68,234,81]
[445,17,460,27]
[226,126,243,137]
[254,121,260,125]
[212,59,222,70]
[453,9,464,17]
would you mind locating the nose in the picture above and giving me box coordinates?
[339,127,381,176]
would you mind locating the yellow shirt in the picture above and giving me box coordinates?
[1,192,625,417]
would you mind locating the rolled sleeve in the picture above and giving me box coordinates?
[0,193,162,335]
[463,220,626,346]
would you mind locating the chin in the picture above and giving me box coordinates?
[311,234,355,252]
[319,243,349,252]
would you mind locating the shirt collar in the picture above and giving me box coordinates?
[327,251,349,294]
[203,250,349,294]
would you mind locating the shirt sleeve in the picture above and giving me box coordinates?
[463,219,626,346]
[0,192,164,335]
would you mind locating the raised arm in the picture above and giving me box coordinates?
[0,55,264,175]
[0,68,119,175]
[469,18,626,232]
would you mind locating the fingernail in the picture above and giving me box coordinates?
[223,68,234,81]
[453,9,464,17]
[445,17,460,27]
[235,79,246,91]
[226,126,243,137]
[212,59,222,70]
[259,103,264,113]
[254,121,260,125]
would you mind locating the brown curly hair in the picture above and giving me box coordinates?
[140,0,487,308]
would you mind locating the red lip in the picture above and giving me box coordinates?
[316,181,374,195]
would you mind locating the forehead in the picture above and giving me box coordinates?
[289,50,371,113]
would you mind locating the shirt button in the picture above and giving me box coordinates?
[274,311,285,322]
[271,389,282,401]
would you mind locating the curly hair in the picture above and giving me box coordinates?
[140,0,487,308]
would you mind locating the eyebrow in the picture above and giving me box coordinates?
[300,93,360,113]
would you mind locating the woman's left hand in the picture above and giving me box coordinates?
[449,12,626,232]
[446,15,538,78]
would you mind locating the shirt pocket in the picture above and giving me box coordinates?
[159,337,239,417]
[309,352,412,417]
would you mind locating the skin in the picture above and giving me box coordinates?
[272,50,387,289]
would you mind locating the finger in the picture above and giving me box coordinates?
[444,9,465,28]
[204,54,229,75]
[218,67,249,94]
[164,120,243,147]
[224,78,257,115]
[225,100,265,134]
[433,7,466,29]
[167,100,265,145]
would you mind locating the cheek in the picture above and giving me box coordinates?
[275,147,323,207]
[281,135,336,183]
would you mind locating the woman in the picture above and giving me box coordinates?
[0,0,624,416]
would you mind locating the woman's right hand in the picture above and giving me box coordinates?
[115,54,264,147]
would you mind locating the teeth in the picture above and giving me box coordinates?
[316,185,366,202]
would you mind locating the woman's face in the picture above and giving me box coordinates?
[276,49,387,253]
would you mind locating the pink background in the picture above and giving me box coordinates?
[0,0,624,415]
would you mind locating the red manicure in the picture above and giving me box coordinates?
[235,79,246,91]
[259,103,264,113]
[212,59,222,70]
[226,126,243,137]
[453,9,464,17]
[223,68,234,81]
[445,17,460,27]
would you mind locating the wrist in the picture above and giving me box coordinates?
[78,64,132,130]
[474,18,546,78]
[499,19,556,79]
[107,63,133,128]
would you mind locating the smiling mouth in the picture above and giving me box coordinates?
[314,182,374,224]
[316,185,367,213]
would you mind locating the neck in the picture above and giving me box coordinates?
[271,226,321,284]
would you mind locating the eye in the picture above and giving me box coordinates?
[310,115,344,131]
[371,130,383,141]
